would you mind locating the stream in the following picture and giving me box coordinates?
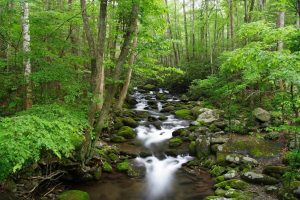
[74,88,213,200]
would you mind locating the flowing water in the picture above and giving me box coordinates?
[73,88,213,200]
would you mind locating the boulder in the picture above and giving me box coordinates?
[142,84,156,91]
[175,109,193,120]
[253,107,271,122]
[211,136,229,145]
[116,126,136,139]
[125,96,138,106]
[210,165,226,177]
[161,105,175,113]
[58,190,90,200]
[111,135,126,143]
[116,160,130,172]
[225,154,258,166]
[241,171,279,185]
[122,117,138,128]
[169,137,183,148]
[262,165,287,178]
[214,179,249,190]
[196,108,219,124]
[224,170,237,180]
[211,144,224,154]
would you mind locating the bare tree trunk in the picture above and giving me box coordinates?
[192,0,196,59]
[277,9,285,91]
[183,0,189,61]
[165,0,179,65]
[116,32,138,109]
[229,0,234,49]
[297,0,300,28]
[248,0,255,22]
[21,0,33,109]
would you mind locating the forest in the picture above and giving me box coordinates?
[0,0,299,199]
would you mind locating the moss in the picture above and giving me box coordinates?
[93,168,102,180]
[143,84,156,91]
[116,126,136,139]
[169,137,183,147]
[117,160,130,172]
[102,162,113,173]
[114,117,124,130]
[210,165,226,177]
[214,179,249,190]
[111,135,126,143]
[58,190,90,200]
[175,109,193,120]
[216,175,225,183]
[121,117,138,128]
[204,196,223,200]
[108,153,119,162]
[189,141,196,155]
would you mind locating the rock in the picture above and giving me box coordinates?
[210,165,226,177]
[172,128,189,137]
[151,120,162,130]
[111,135,126,143]
[116,126,136,139]
[102,162,113,173]
[148,116,157,122]
[175,109,193,120]
[180,94,189,102]
[253,107,271,122]
[58,190,90,200]
[204,196,231,200]
[224,170,237,180]
[142,84,156,91]
[125,96,138,106]
[211,136,229,145]
[158,115,168,121]
[242,156,258,166]
[225,154,242,165]
[169,137,183,148]
[189,141,196,155]
[122,117,138,128]
[195,126,210,135]
[241,171,279,185]
[114,117,124,130]
[195,135,210,158]
[214,179,249,190]
[161,105,175,113]
[191,106,202,117]
[211,144,224,154]
[265,186,278,194]
[263,165,287,178]
[117,160,130,172]
[294,186,300,198]
[196,108,219,124]
[224,188,252,199]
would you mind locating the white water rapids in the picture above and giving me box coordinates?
[133,88,193,200]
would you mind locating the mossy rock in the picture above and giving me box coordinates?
[102,162,113,173]
[214,179,249,190]
[116,126,136,139]
[92,167,102,180]
[58,190,90,200]
[224,188,252,199]
[172,128,189,137]
[210,165,226,177]
[114,117,124,130]
[216,175,225,183]
[188,141,196,155]
[158,115,168,121]
[161,105,175,113]
[111,135,126,143]
[142,84,156,91]
[191,106,202,117]
[108,153,119,162]
[204,196,223,200]
[263,165,287,178]
[169,137,183,148]
[122,117,138,128]
[175,109,193,120]
[117,160,130,172]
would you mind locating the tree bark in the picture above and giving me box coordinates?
[21,0,33,109]
[277,9,285,91]
[297,0,300,28]
[116,31,138,109]
[229,0,234,49]
[183,0,189,61]
[192,0,196,58]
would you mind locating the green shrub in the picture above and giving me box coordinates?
[0,104,88,180]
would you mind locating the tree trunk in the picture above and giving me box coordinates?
[116,32,138,109]
[165,0,179,66]
[277,9,285,91]
[229,0,234,49]
[248,0,255,22]
[297,0,300,28]
[192,0,196,59]
[21,0,33,109]
[183,0,189,61]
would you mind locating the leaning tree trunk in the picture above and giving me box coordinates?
[116,31,138,109]
[21,0,33,109]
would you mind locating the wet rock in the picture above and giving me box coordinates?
[122,117,138,128]
[116,126,136,139]
[214,179,249,190]
[58,190,90,200]
[253,107,271,122]
[241,171,279,185]
[125,95,138,106]
[151,120,162,130]
[169,137,183,148]
[161,105,175,113]
[172,128,189,137]
[158,115,168,121]
[147,116,157,122]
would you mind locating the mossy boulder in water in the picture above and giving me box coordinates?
[142,84,156,91]
[169,137,183,147]
[175,109,193,120]
[58,190,90,200]
[116,126,136,139]
[117,160,130,172]
[161,105,175,113]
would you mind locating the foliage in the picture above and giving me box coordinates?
[0,104,88,180]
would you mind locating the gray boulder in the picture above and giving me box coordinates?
[253,107,271,122]
[196,108,220,124]
[241,171,279,185]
